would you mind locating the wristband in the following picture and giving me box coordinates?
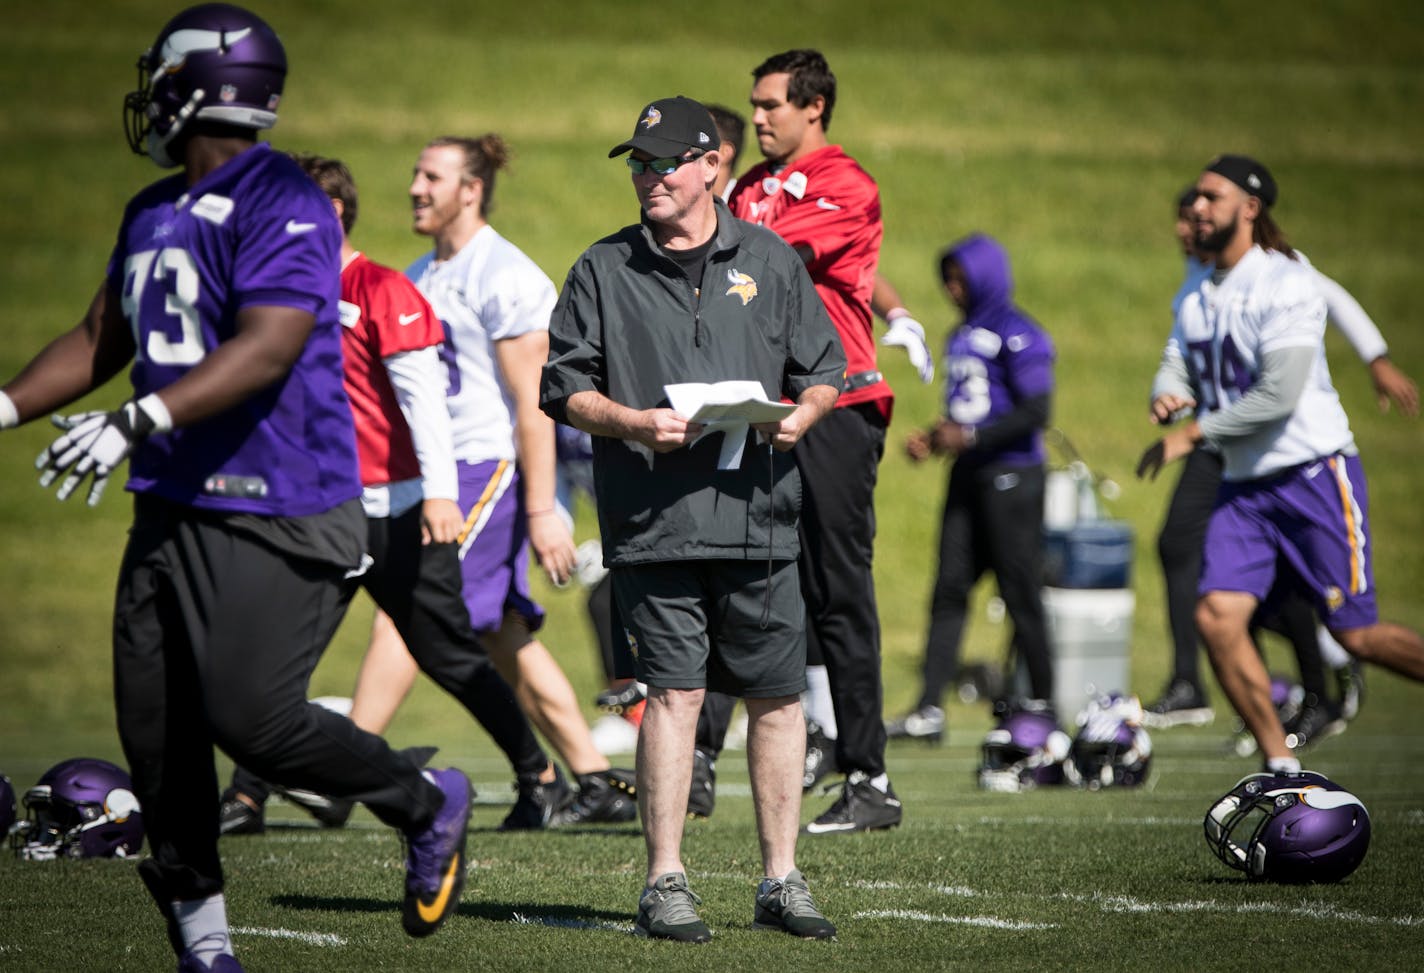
[0,390,17,429]
[134,393,174,434]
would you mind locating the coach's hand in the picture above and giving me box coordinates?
[36,396,170,506]
[633,408,703,453]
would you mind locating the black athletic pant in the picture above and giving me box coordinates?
[1158,448,1329,699]
[1158,449,1222,690]
[361,506,547,777]
[796,403,888,778]
[114,501,443,903]
[918,461,1052,709]
[231,505,550,804]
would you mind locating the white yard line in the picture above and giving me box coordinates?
[511,913,634,933]
[843,881,1422,929]
[232,926,347,947]
[853,910,1056,930]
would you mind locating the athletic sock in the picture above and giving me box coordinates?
[174,894,232,965]
[1316,625,1350,669]
[803,665,837,738]
[869,773,890,793]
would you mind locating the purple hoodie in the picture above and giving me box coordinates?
[940,234,1055,468]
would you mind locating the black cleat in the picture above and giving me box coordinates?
[1142,678,1214,728]
[550,769,637,826]
[1284,694,1347,752]
[595,680,646,715]
[803,771,902,834]
[803,720,838,792]
[272,785,353,829]
[499,765,572,831]
[884,704,945,743]
[218,789,264,836]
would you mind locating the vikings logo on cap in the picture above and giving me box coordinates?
[641,106,662,129]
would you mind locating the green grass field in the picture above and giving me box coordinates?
[2,1,1423,969]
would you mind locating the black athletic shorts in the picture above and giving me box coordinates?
[611,559,806,697]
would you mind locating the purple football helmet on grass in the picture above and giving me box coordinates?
[1204,771,1369,883]
[1066,693,1153,789]
[123,3,287,167]
[12,758,144,861]
[978,701,1070,792]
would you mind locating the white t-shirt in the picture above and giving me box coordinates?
[407,225,557,463]
[1170,245,1355,480]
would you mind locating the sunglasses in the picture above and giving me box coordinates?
[625,152,703,176]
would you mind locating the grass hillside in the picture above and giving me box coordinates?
[1,3,1421,970]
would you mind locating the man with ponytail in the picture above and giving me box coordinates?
[1136,154,1424,773]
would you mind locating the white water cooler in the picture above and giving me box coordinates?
[1042,584,1135,721]
[1039,465,1135,720]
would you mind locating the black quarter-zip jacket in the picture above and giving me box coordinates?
[541,199,846,565]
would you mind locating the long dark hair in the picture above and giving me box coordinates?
[1253,208,1296,260]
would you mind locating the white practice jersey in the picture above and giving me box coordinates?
[1169,245,1354,481]
[1174,251,1389,363]
[407,225,557,462]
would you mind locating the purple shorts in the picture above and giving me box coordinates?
[1199,453,1377,631]
[455,459,544,634]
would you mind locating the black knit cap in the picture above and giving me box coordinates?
[609,96,718,159]
[1205,154,1277,208]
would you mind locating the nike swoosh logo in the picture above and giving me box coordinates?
[398,311,424,326]
[815,198,841,211]
[285,219,318,234]
[415,853,462,923]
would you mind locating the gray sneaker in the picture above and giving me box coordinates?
[752,869,836,939]
[634,872,711,943]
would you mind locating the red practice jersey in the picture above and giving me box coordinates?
[730,144,891,414]
[339,252,445,486]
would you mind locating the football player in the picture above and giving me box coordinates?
[0,6,471,969]
[1137,155,1424,772]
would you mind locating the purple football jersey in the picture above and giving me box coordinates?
[941,235,1055,467]
[107,143,361,516]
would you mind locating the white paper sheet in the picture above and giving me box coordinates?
[664,381,796,469]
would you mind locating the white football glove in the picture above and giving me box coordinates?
[36,396,169,506]
[881,314,935,384]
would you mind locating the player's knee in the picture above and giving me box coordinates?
[1195,595,1242,648]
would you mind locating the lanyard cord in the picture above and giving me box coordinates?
[760,438,774,630]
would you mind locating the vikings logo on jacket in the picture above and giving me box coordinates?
[725,269,758,306]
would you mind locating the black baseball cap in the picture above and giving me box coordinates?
[1204,154,1278,208]
[608,96,718,158]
